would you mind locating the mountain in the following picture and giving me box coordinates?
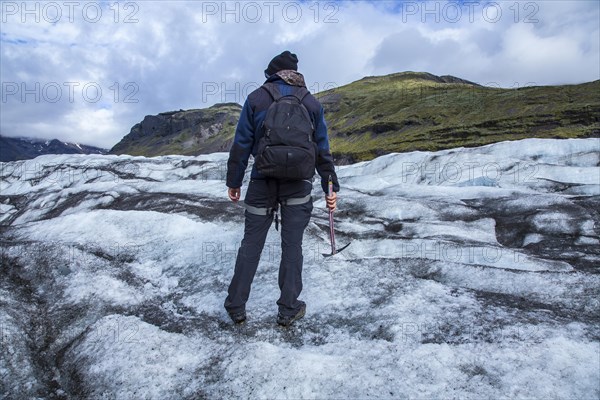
[109,72,600,162]
[0,135,108,162]
[110,103,242,156]
[1,138,598,398]
[320,72,600,162]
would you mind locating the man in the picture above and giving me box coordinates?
[225,50,339,326]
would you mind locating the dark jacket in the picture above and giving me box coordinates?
[226,74,339,194]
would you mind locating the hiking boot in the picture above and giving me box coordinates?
[228,310,246,324]
[277,302,306,327]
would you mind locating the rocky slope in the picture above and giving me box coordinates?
[109,103,241,157]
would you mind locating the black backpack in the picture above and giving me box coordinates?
[254,83,317,180]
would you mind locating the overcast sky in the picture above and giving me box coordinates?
[1,0,598,149]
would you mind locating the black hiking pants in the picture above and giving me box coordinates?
[224,179,313,317]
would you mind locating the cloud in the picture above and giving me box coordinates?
[1,0,598,149]
[369,0,600,86]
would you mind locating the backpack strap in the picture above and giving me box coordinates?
[292,87,310,103]
[261,82,309,103]
[261,82,282,101]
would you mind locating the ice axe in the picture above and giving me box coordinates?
[323,175,350,257]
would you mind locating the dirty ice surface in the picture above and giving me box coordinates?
[1,138,599,399]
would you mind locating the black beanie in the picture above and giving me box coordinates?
[264,51,298,77]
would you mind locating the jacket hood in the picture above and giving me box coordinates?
[265,70,306,87]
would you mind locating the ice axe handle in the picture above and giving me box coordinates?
[327,176,336,255]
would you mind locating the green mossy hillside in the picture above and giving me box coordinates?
[111,72,599,162]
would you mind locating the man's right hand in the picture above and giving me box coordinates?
[228,187,241,202]
[326,192,337,212]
